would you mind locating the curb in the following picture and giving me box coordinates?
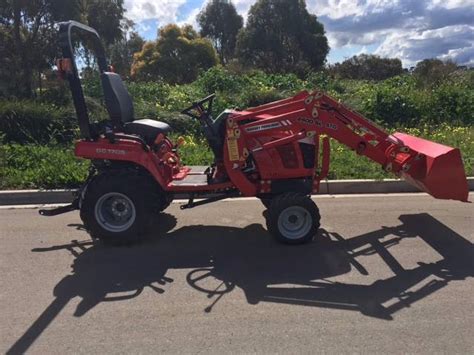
[1,178,473,206]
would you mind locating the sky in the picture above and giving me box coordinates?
[123,0,474,67]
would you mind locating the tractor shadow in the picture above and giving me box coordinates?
[7,213,474,354]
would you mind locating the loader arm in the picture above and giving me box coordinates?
[233,90,469,202]
[305,92,469,201]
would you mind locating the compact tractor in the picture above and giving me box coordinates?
[40,21,470,244]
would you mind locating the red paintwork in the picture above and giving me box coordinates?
[75,138,235,194]
[74,90,469,202]
[392,133,468,201]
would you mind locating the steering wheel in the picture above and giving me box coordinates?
[181,93,216,121]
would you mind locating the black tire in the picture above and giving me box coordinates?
[259,197,273,209]
[80,170,161,245]
[266,192,320,245]
[157,193,174,212]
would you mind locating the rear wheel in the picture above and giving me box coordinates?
[259,196,273,209]
[266,193,320,244]
[157,193,173,212]
[80,171,160,245]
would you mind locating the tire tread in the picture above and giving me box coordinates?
[266,192,320,244]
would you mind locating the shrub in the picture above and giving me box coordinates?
[38,84,72,106]
[0,98,109,144]
[305,71,332,91]
[128,80,171,104]
[195,66,243,93]
[237,87,286,108]
[0,100,78,144]
[353,76,427,125]
[429,82,474,125]
[2,68,472,148]
[330,54,404,81]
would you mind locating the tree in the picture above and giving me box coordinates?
[197,0,243,64]
[236,0,329,74]
[413,59,458,87]
[0,0,125,97]
[0,24,17,96]
[0,0,79,97]
[109,29,145,79]
[78,0,125,45]
[131,24,218,84]
[330,54,403,81]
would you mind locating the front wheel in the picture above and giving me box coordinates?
[266,193,320,244]
[80,172,158,245]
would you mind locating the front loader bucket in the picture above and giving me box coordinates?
[392,133,469,202]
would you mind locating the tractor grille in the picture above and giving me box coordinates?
[277,144,298,169]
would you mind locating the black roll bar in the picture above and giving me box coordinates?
[58,21,108,140]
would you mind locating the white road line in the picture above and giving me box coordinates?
[1,192,472,210]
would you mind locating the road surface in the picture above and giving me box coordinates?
[1,194,473,354]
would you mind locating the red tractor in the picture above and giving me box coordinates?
[41,21,470,245]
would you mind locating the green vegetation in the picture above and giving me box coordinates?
[198,0,243,64]
[0,61,473,190]
[1,124,472,189]
[1,1,471,190]
[1,67,472,144]
[236,0,328,74]
[0,0,127,98]
[329,54,403,81]
[131,24,218,83]
[0,144,89,189]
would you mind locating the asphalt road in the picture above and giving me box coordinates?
[1,194,473,354]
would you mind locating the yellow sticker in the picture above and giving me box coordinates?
[227,138,239,161]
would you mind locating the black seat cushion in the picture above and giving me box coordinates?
[101,72,171,144]
[124,119,171,144]
[101,72,134,124]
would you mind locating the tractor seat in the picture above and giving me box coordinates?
[124,119,171,144]
[101,72,171,144]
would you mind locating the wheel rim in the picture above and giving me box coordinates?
[95,192,136,233]
[277,206,312,240]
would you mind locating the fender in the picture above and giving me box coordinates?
[75,139,171,188]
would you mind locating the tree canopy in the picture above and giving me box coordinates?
[236,0,329,74]
[131,24,218,84]
[78,0,124,46]
[109,24,145,79]
[0,0,125,97]
[413,59,459,88]
[197,0,243,64]
[330,54,404,81]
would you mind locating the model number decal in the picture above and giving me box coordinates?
[313,119,338,130]
[297,117,315,125]
[96,148,127,155]
[245,122,282,133]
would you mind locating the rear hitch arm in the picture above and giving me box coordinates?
[39,202,78,216]
[38,167,96,217]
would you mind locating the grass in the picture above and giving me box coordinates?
[0,144,90,189]
[1,124,472,190]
